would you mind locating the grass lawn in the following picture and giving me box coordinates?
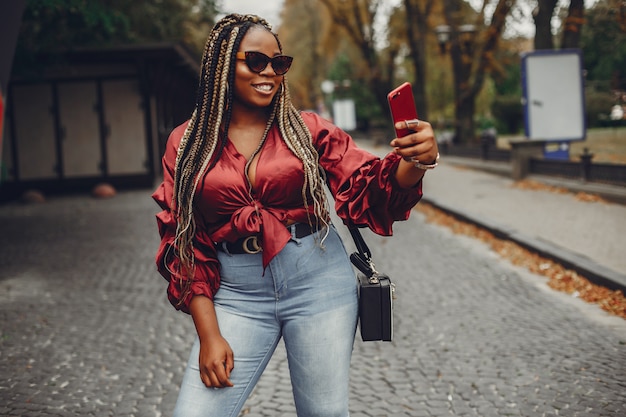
[499,127,626,164]
[570,127,626,164]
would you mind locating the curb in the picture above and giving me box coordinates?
[423,196,626,295]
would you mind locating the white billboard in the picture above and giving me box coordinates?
[521,49,586,142]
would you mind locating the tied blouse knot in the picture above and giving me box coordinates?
[153,112,422,313]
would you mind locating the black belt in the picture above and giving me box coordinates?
[217,223,319,254]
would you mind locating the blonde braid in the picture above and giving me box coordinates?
[276,80,331,240]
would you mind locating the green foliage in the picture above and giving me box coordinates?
[581,0,626,91]
[326,54,353,88]
[585,87,616,127]
[13,0,217,76]
[491,94,523,134]
[486,47,523,135]
[326,53,386,130]
[493,58,522,97]
[351,80,385,130]
[17,0,130,50]
[579,0,626,126]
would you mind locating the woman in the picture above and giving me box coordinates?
[153,13,438,417]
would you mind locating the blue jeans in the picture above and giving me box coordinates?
[172,226,359,417]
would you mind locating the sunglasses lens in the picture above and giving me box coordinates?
[272,56,293,75]
[245,52,270,73]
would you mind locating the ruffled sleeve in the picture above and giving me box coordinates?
[302,112,422,235]
[152,122,221,314]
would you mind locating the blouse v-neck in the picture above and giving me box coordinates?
[226,133,267,194]
[227,116,275,195]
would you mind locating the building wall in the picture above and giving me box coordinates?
[3,63,153,195]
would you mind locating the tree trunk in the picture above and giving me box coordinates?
[441,0,514,143]
[411,36,429,121]
[403,0,433,121]
[373,77,393,120]
[450,36,475,143]
[456,95,475,145]
[442,0,471,142]
[533,0,558,50]
[562,0,585,49]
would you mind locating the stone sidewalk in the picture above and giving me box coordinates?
[0,186,625,416]
[3,131,626,417]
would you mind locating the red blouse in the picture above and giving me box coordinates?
[153,111,422,313]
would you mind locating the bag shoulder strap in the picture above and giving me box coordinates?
[347,226,378,277]
[348,226,371,259]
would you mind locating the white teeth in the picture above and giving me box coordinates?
[254,84,272,92]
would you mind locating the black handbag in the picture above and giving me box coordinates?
[348,226,394,342]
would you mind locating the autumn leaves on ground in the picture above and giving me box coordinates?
[415,183,626,320]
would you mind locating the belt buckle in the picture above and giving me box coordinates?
[242,236,262,254]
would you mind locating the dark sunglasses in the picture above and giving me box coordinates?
[236,51,293,75]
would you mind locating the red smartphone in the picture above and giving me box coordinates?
[387,82,418,138]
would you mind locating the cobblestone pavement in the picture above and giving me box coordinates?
[356,141,626,280]
[1,189,625,417]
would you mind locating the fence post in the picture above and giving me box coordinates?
[580,147,594,182]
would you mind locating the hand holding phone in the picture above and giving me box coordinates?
[387,83,439,177]
[387,82,418,138]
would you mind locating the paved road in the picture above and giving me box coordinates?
[1,184,625,416]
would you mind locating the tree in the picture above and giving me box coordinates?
[279,0,387,132]
[317,0,395,124]
[561,0,584,48]
[581,0,626,92]
[278,0,330,110]
[533,0,586,50]
[441,0,515,143]
[284,0,519,142]
[316,0,446,130]
[486,29,529,134]
[402,0,436,120]
[533,0,558,49]
[13,0,218,75]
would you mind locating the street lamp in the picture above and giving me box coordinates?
[458,24,477,52]
[434,24,476,55]
[434,25,451,54]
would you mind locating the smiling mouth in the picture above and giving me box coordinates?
[253,83,273,93]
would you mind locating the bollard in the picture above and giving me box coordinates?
[480,128,496,160]
[580,147,594,182]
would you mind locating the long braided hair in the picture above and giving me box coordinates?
[171,14,330,302]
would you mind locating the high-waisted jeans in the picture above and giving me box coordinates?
[172,225,359,417]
